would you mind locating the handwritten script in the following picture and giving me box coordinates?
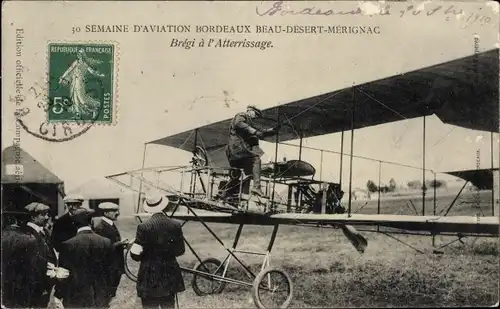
[256,1,493,28]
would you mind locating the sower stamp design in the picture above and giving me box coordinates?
[48,43,114,124]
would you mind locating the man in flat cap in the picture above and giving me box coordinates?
[225,105,277,198]
[23,203,59,308]
[1,203,58,308]
[51,194,85,252]
[1,207,35,308]
[54,207,114,308]
[93,202,128,304]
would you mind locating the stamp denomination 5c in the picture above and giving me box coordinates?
[48,43,115,124]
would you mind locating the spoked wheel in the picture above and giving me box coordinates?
[191,258,227,295]
[124,240,139,282]
[192,146,208,167]
[252,267,293,309]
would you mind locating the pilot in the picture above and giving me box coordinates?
[225,105,277,197]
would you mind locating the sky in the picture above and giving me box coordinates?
[2,1,499,194]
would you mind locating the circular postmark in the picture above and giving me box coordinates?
[14,74,105,142]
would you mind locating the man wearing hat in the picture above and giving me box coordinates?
[54,207,114,308]
[1,203,58,308]
[23,202,59,308]
[93,202,128,304]
[51,194,85,252]
[225,105,277,198]
[2,222,36,308]
[130,194,186,309]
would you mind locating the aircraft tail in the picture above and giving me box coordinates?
[341,224,368,253]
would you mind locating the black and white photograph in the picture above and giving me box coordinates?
[2,1,499,308]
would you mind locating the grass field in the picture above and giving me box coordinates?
[51,191,499,308]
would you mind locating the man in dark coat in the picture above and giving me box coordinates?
[22,202,59,308]
[54,207,114,308]
[1,205,57,309]
[225,105,276,197]
[51,194,85,253]
[130,194,186,309]
[2,226,36,308]
[1,210,37,308]
[93,202,129,304]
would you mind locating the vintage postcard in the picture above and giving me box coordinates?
[2,1,499,309]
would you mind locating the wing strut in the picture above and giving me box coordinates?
[432,234,466,254]
[438,180,469,216]
[380,232,425,254]
[347,86,356,216]
[422,115,426,216]
[490,132,495,216]
[136,143,148,214]
[339,130,344,186]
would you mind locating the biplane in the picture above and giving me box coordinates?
[107,48,500,308]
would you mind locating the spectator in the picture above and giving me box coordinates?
[93,202,129,304]
[130,194,186,309]
[51,195,85,252]
[1,209,33,308]
[22,202,58,308]
[1,204,58,308]
[54,208,114,308]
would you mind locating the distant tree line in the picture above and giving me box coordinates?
[366,178,446,193]
[366,178,397,193]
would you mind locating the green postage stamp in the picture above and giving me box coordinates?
[48,43,115,124]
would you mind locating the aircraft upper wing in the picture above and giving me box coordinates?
[148,49,499,153]
[445,168,499,190]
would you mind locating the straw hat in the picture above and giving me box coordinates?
[143,194,170,214]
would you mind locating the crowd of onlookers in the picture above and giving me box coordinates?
[1,193,186,309]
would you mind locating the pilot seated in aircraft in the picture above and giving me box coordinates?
[225,105,277,198]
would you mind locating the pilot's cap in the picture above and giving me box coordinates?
[64,195,84,204]
[98,202,119,211]
[247,105,262,117]
[24,202,51,214]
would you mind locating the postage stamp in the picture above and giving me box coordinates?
[47,43,115,124]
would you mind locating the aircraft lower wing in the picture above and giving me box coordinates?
[272,213,499,236]
[134,212,499,236]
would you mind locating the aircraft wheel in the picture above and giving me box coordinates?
[193,146,208,167]
[123,239,139,282]
[252,267,293,309]
[192,258,226,296]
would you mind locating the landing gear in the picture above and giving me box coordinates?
[252,267,293,309]
[123,222,294,308]
[192,258,226,295]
